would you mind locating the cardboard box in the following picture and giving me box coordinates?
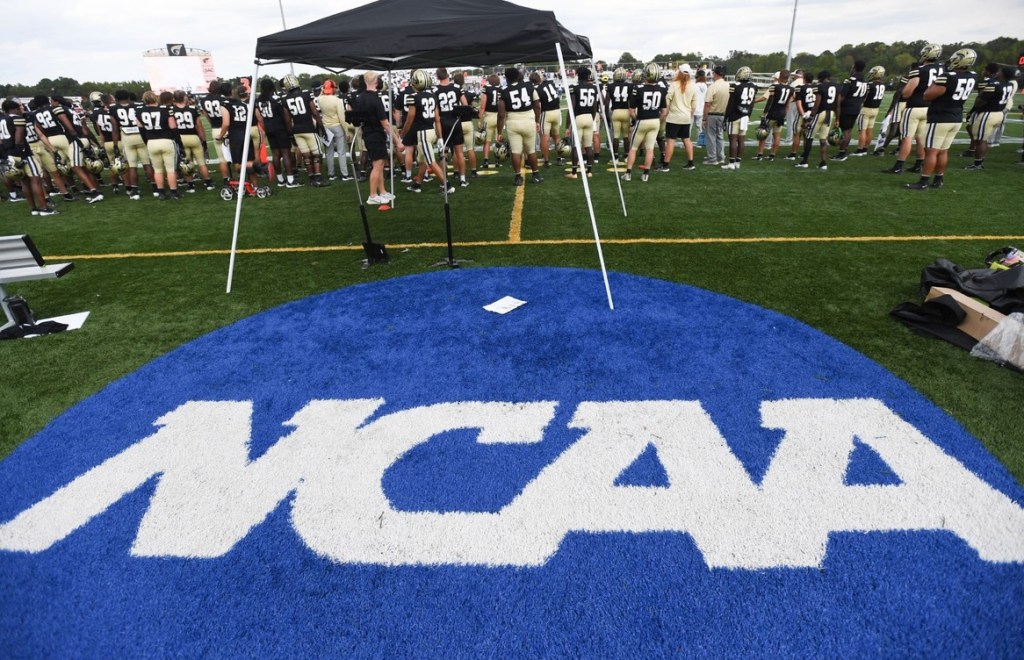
[925,286,1007,341]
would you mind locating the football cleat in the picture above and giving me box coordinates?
[919,43,942,61]
[905,181,929,190]
[410,69,431,92]
[867,66,886,82]
[946,48,977,70]
[735,66,752,82]
[643,62,662,83]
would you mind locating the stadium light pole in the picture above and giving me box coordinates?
[278,0,296,75]
[785,0,799,70]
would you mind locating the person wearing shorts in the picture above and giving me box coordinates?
[496,66,543,186]
[664,65,697,170]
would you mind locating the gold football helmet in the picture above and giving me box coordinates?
[867,66,886,82]
[643,62,662,83]
[919,43,942,61]
[735,66,752,82]
[410,69,430,92]
[946,48,977,70]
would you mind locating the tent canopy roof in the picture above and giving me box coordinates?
[255,0,591,70]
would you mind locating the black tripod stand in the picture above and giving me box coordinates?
[349,126,388,268]
[430,105,478,269]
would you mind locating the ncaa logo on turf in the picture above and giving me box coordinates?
[2,268,1023,655]
[2,396,1024,569]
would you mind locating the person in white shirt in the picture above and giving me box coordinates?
[318,80,351,181]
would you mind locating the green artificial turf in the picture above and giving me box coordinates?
[1,125,1022,483]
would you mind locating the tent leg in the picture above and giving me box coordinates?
[226,59,262,294]
[592,58,628,217]
[556,44,614,310]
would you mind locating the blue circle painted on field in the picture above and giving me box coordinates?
[0,267,1022,656]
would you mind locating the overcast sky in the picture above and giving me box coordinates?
[5,0,1022,85]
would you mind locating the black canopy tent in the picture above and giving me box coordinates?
[254,0,592,69]
[226,0,615,308]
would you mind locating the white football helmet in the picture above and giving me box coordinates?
[88,91,103,104]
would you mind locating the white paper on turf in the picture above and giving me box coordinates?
[22,311,90,338]
[483,297,526,315]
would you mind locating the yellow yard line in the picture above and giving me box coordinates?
[51,234,1024,261]
[508,184,525,243]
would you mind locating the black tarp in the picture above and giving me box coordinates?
[254,0,592,70]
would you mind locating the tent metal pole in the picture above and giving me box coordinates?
[556,43,614,310]
[226,59,262,294]
[387,69,395,206]
[591,57,627,217]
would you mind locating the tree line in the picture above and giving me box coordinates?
[613,36,1022,80]
[2,37,1020,98]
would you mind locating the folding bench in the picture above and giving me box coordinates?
[0,234,74,332]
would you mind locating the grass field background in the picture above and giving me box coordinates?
[1,116,1022,483]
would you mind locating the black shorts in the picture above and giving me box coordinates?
[439,119,464,147]
[266,128,291,150]
[401,131,417,148]
[227,132,254,164]
[839,113,858,131]
[665,122,691,140]
[364,134,388,161]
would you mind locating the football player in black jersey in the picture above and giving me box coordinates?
[88,92,123,193]
[402,69,453,194]
[478,74,502,169]
[722,67,757,170]
[199,81,232,184]
[906,49,978,190]
[787,70,816,160]
[1,99,54,215]
[433,67,469,187]
[833,61,868,161]
[138,91,182,200]
[172,91,215,192]
[889,43,944,174]
[111,89,156,200]
[395,77,419,181]
[281,74,326,186]
[32,95,104,202]
[963,63,1008,170]
[622,63,667,182]
[496,66,543,186]
[606,68,633,160]
[753,69,792,161]
[854,66,887,156]
[565,66,600,179]
[218,86,263,193]
[532,71,562,167]
[256,80,299,188]
[453,72,479,178]
[796,71,838,170]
